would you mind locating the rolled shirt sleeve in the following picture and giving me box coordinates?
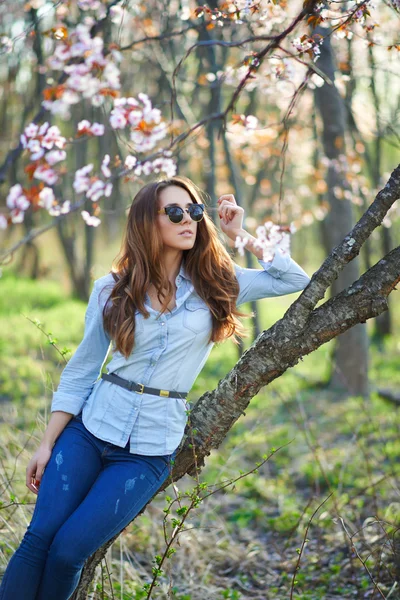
[234,248,311,306]
[51,279,112,416]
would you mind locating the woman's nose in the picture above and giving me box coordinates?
[181,209,192,224]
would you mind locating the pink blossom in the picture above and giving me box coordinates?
[104,182,113,197]
[42,126,66,150]
[27,140,45,160]
[90,123,104,136]
[145,108,162,124]
[78,119,91,132]
[38,122,49,136]
[138,93,151,113]
[125,155,137,170]
[82,78,102,99]
[54,44,71,62]
[101,154,111,178]
[76,164,94,177]
[42,100,71,119]
[110,110,127,129]
[142,162,153,176]
[128,111,142,126]
[102,62,121,89]
[10,209,25,224]
[235,235,249,256]
[81,210,101,227]
[70,39,92,58]
[73,164,93,193]
[87,180,106,201]
[38,187,56,210]
[244,115,258,130]
[64,63,90,76]
[91,94,104,107]
[0,214,8,229]
[46,150,67,166]
[6,184,30,211]
[34,166,58,185]
[49,200,71,216]
[24,123,39,138]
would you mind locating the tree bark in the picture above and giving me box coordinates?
[71,164,400,598]
[313,25,369,397]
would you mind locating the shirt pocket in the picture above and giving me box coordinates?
[183,299,211,334]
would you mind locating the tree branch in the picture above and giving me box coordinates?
[71,164,399,599]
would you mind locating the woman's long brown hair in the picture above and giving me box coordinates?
[102,175,247,359]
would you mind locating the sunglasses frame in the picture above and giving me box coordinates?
[157,203,205,224]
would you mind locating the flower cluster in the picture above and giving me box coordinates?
[43,22,122,118]
[291,34,323,60]
[126,156,177,179]
[235,222,295,262]
[81,210,101,227]
[109,94,168,152]
[73,156,113,203]
[20,122,67,185]
[4,122,70,224]
[77,120,105,137]
[6,184,31,224]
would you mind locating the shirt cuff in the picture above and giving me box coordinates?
[51,392,85,416]
[258,248,292,279]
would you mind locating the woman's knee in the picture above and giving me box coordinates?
[17,525,53,556]
[47,531,86,571]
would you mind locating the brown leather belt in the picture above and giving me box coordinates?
[101,372,188,399]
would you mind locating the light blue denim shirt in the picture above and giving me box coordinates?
[51,250,311,455]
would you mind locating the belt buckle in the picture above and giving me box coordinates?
[137,383,145,394]
[160,390,169,397]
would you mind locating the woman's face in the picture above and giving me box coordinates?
[157,185,198,251]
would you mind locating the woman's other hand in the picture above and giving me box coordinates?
[26,444,53,495]
[217,194,244,240]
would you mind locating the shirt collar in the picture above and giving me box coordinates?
[177,260,191,282]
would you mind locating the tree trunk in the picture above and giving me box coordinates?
[367,42,393,340]
[222,130,261,348]
[313,25,369,397]
[55,104,96,300]
[71,165,400,598]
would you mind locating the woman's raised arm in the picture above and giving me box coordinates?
[234,248,311,306]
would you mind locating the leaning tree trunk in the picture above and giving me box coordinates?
[71,165,400,598]
[313,25,369,397]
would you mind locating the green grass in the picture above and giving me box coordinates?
[0,270,399,599]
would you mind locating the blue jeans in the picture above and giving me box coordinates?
[0,413,178,600]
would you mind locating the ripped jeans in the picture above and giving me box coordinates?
[0,412,178,600]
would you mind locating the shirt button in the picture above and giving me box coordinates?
[161,322,165,326]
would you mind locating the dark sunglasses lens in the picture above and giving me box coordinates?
[167,207,184,223]
[189,205,204,221]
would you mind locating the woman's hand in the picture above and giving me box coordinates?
[217,194,244,240]
[26,444,53,495]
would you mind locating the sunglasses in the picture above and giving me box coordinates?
[157,204,205,224]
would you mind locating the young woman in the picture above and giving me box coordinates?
[0,176,310,599]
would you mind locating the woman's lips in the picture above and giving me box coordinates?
[179,231,194,236]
